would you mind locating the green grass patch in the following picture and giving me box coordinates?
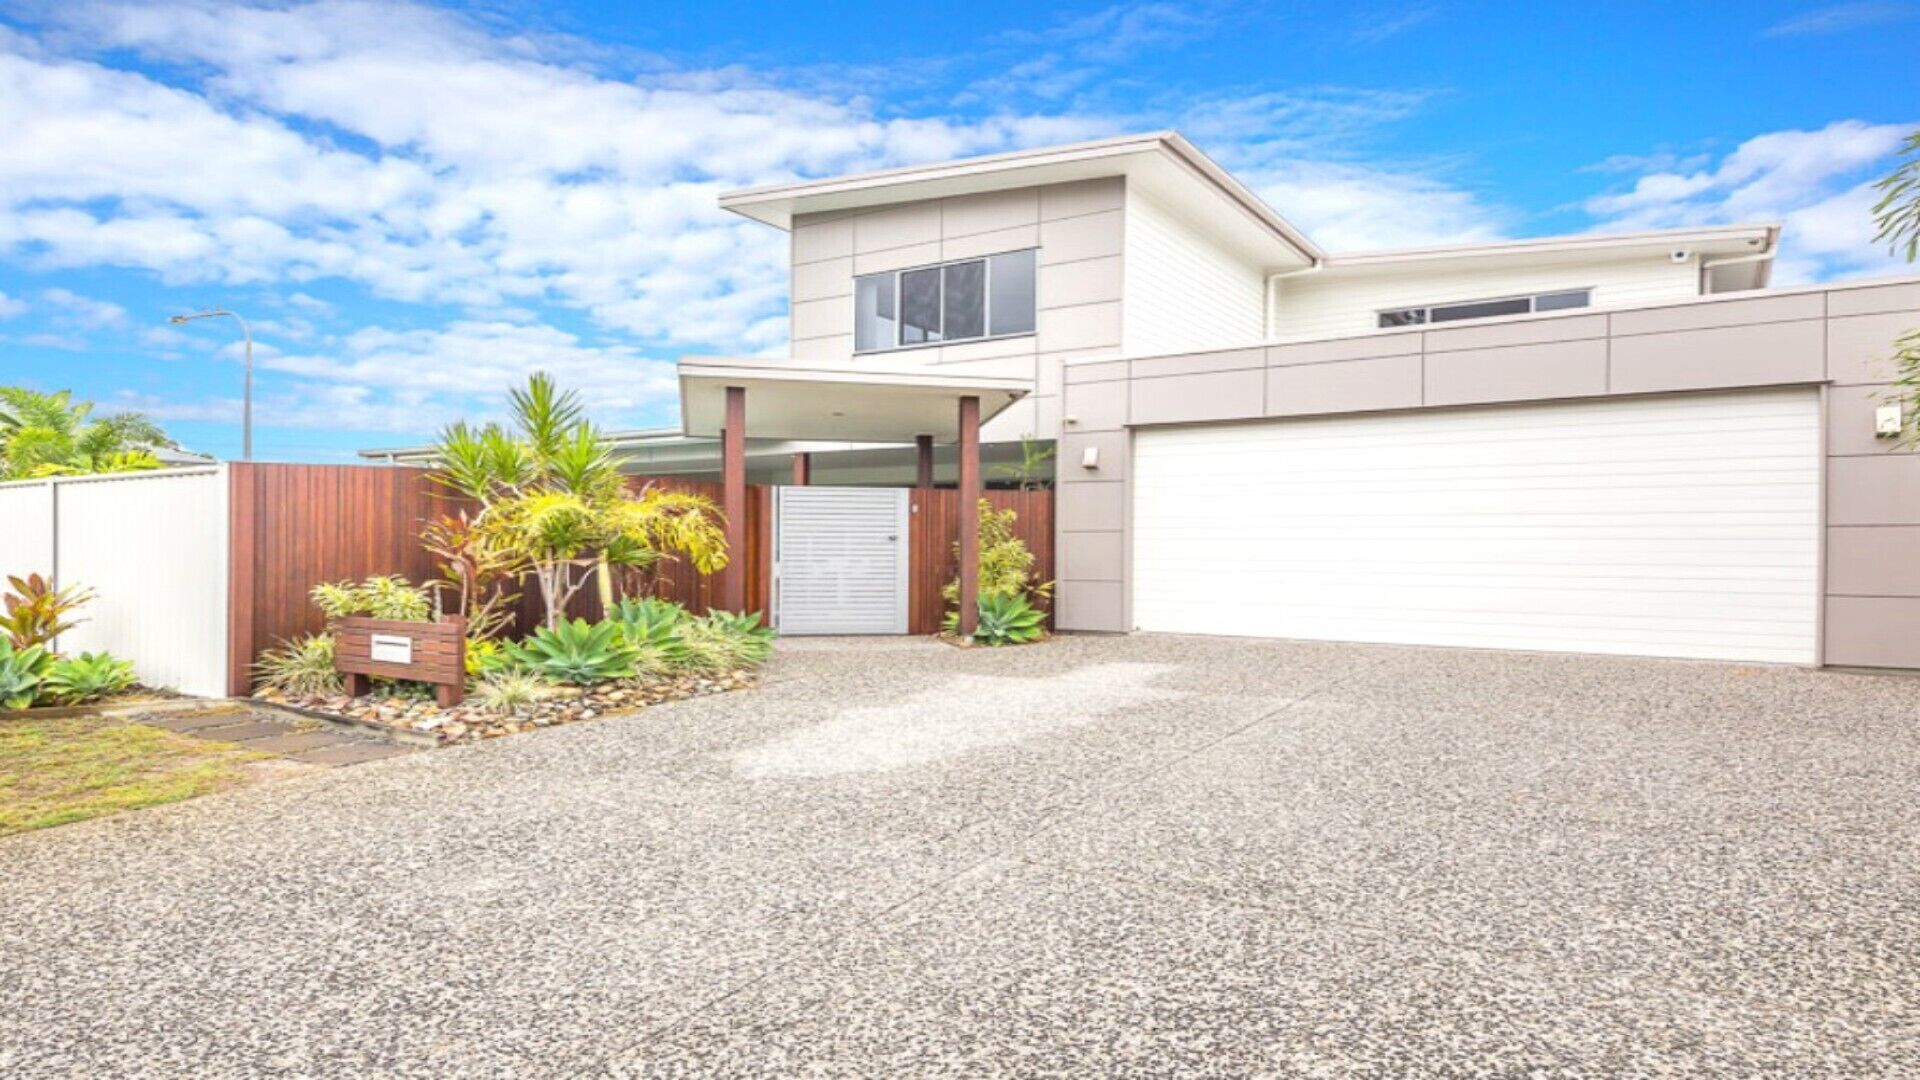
[0,717,270,836]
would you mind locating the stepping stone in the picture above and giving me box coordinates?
[245,731,358,754]
[287,741,418,767]
[185,720,297,742]
[142,712,255,734]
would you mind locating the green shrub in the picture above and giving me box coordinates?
[469,671,552,715]
[609,597,692,673]
[42,652,136,704]
[311,576,433,623]
[971,593,1046,647]
[505,618,638,684]
[677,611,775,673]
[0,641,51,709]
[941,501,1051,642]
[254,633,343,696]
[941,502,1051,607]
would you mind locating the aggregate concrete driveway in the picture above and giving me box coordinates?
[4,634,1919,1077]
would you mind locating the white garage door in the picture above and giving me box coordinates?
[1132,389,1821,663]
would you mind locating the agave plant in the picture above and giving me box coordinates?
[505,618,638,685]
[971,593,1046,647]
[0,640,51,709]
[42,651,137,704]
[2,573,94,649]
[608,598,691,674]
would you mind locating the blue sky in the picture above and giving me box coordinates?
[0,0,1915,462]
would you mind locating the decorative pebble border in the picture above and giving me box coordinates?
[252,670,758,745]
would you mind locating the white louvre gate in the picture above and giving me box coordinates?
[0,468,230,697]
[773,487,910,635]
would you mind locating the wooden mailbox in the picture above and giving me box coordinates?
[335,615,466,708]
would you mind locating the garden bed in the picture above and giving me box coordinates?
[254,668,757,744]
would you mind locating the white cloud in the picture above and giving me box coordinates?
[1583,119,1916,282]
[0,290,25,318]
[1177,88,1510,250]
[3,0,1107,353]
[39,287,128,328]
[206,319,680,431]
[1350,5,1441,45]
[1761,2,1913,36]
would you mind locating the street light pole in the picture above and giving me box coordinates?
[168,308,253,461]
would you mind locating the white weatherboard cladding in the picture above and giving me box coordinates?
[0,482,56,579]
[1271,254,1701,339]
[1123,188,1266,356]
[1132,389,1821,663]
[774,487,910,635]
[51,469,230,697]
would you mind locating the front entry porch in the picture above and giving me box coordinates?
[677,358,1036,638]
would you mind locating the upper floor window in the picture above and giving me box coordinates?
[1378,289,1591,328]
[855,249,1037,352]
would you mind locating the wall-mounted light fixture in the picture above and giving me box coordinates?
[1080,445,1100,469]
[1877,404,1905,438]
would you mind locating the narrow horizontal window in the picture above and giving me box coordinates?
[1377,288,1594,329]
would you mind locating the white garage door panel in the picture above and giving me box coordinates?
[1133,390,1820,663]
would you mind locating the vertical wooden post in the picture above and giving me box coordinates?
[957,396,981,639]
[916,433,935,489]
[225,463,256,698]
[437,615,467,708]
[722,386,747,613]
[791,452,811,486]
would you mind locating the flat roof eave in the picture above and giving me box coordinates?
[677,357,1031,443]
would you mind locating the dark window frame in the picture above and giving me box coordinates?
[854,249,1038,353]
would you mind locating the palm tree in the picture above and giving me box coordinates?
[0,388,173,479]
[428,373,729,627]
[1873,131,1920,440]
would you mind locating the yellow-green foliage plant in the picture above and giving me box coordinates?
[310,576,434,623]
[428,373,729,628]
[941,501,1052,637]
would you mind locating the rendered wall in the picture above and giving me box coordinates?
[1055,277,1920,670]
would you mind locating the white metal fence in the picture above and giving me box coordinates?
[0,468,230,697]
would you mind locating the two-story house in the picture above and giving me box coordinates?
[368,131,1920,671]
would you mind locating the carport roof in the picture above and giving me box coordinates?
[677,357,1031,443]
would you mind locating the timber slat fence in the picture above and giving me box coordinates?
[225,464,1051,696]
